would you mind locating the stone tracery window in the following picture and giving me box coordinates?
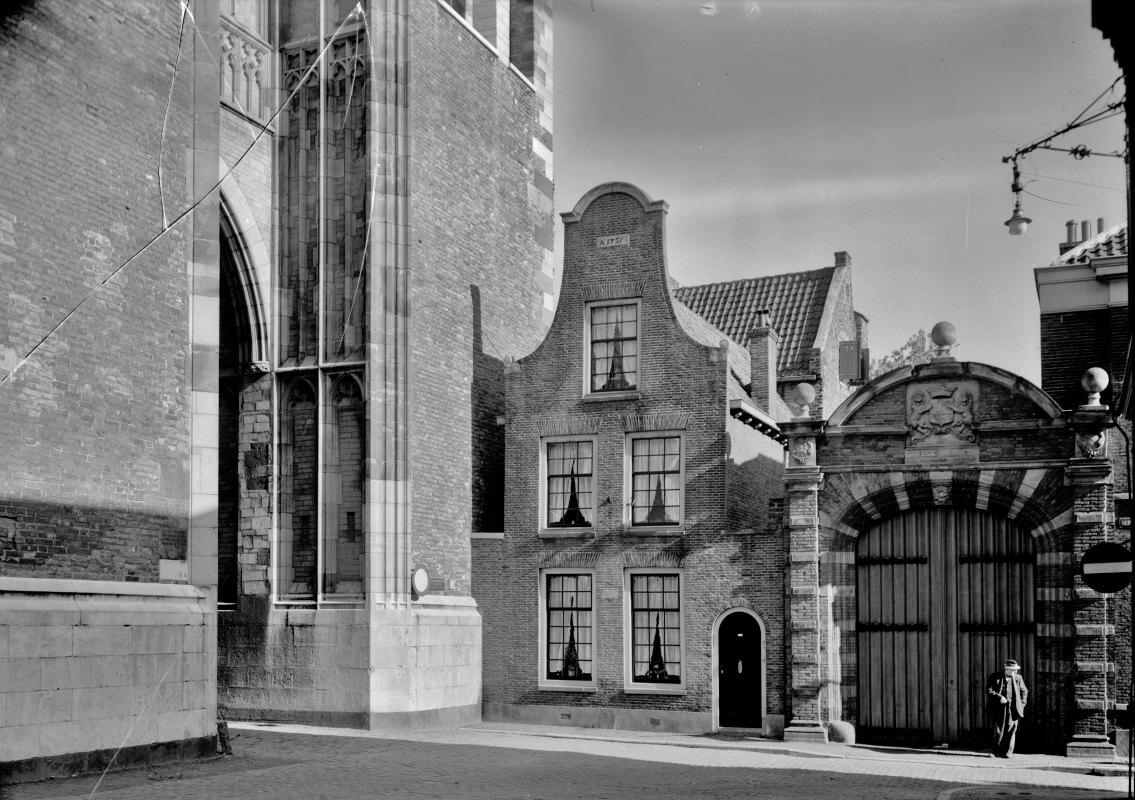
[278,377,318,601]
[274,21,369,604]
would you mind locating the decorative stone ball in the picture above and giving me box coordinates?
[1082,367,1109,395]
[930,321,957,349]
[797,382,816,406]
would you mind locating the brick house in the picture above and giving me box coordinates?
[2,0,552,778]
[473,182,864,734]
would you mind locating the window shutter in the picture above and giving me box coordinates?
[839,340,860,380]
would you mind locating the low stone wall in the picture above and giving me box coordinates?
[0,578,215,780]
[219,595,481,729]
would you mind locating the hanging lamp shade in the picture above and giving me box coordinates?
[1004,198,1031,236]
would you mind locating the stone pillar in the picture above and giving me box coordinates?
[1066,405,1116,758]
[783,420,827,742]
[365,0,412,610]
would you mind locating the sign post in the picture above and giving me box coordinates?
[1080,542,1132,798]
[1081,542,1134,594]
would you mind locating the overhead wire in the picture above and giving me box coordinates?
[158,1,189,229]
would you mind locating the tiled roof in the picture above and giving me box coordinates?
[1057,224,1127,265]
[673,268,836,375]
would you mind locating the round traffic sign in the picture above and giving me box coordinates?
[1081,542,1132,594]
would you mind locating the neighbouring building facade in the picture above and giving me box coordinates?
[2,0,553,779]
[473,182,865,735]
[1035,218,1130,747]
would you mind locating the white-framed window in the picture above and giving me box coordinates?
[539,570,597,691]
[541,436,597,530]
[585,300,640,395]
[624,570,684,693]
[625,432,684,529]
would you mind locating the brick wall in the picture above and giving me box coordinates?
[0,0,197,581]
[1040,308,1126,410]
[410,0,551,591]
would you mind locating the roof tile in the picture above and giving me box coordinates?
[1056,224,1127,265]
[673,268,836,374]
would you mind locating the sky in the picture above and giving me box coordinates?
[551,0,1127,385]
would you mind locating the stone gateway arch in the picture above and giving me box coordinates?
[780,345,1116,757]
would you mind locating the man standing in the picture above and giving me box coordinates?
[986,659,1029,758]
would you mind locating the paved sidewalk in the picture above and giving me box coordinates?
[2,720,1129,800]
[470,720,1130,774]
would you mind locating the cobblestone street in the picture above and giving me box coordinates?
[3,723,1129,800]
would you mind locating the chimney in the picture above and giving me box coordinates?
[1059,219,1082,256]
[1081,220,1091,242]
[834,251,851,268]
[1098,217,1106,235]
[749,309,779,414]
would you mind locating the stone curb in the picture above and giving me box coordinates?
[469,723,1131,778]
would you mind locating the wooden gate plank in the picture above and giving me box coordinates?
[857,507,1035,748]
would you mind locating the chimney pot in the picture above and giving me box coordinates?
[1066,220,1077,243]
[1098,217,1105,235]
[1081,220,1090,242]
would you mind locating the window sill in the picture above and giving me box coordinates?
[539,528,595,540]
[621,526,684,536]
[582,390,641,404]
[539,682,598,693]
[623,684,686,696]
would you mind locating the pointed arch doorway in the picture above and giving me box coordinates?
[856,506,1035,749]
[716,610,764,730]
[217,201,268,605]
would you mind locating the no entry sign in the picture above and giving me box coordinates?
[1081,542,1133,594]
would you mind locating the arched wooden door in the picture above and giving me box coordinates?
[718,611,762,728]
[856,507,1035,749]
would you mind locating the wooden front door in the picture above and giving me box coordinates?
[718,611,762,728]
[856,507,1034,748]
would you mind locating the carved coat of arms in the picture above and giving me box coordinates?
[907,382,978,446]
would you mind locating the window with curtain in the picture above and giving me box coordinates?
[630,573,681,685]
[546,573,594,682]
[629,435,681,526]
[589,302,638,393]
[545,439,594,528]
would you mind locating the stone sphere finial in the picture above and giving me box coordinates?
[1081,367,1109,406]
[930,321,957,357]
[796,382,816,417]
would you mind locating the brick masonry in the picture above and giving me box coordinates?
[474,184,793,734]
[0,0,199,582]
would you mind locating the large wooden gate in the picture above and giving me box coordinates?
[856,507,1035,748]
